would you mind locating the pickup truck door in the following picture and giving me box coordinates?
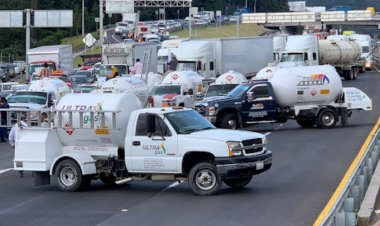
[129,113,178,173]
[241,84,277,123]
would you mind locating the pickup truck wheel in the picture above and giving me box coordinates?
[296,118,315,128]
[221,113,238,129]
[100,173,116,187]
[223,176,253,189]
[56,159,91,192]
[189,162,222,196]
[316,109,337,129]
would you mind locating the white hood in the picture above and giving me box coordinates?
[188,129,264,142]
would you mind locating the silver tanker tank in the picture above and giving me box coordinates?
[55,92,141,148]
[318,40,362,65]
[268,65,343,106]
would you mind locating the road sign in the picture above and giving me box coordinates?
[34,10,73,27]
[106,0,134,13]
[82,33,97,48]
[0,10,23,28]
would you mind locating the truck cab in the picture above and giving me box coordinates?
[148,71,202,108]
[196,81,281,129]
[203,71,247,99]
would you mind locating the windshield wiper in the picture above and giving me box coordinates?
[182,128,200,134]
[201,127,213,131]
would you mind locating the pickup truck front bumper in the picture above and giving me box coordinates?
[215,150,272,179]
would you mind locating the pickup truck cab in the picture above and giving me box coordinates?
[13,103,272,195]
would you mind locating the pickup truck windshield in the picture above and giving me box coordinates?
[280,53,304,62]
[150,85,181,95]
[99,65,127,77]
[29,63,55,74]
[206,84,238,98]
[227,84,250,98]
[165,110,215,134]
[7,92,47,105]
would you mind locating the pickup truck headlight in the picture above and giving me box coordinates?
[227,141,243,157]
[207,107,216,115]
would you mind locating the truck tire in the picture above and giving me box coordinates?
[100,173,116,187]
[316,108,338,129]
[223,176,253,189]
[353,67,358,80]
[221,113,238,129]
[56,159,91,192]
[189,162,222,196]
[296,118,315,128]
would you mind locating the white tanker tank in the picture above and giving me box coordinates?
[204,71,247,98]
[319,40,362,65]
[268,65,343,106]
[132,72,163,92]
[28,78,71,101]
[55,92,141,148]
[100,77,149,106]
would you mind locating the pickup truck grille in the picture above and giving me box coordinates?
[242,138,263,154]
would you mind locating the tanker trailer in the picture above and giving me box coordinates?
[278,35,363,80]
[195,65,372,129]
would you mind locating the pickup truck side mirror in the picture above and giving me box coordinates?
[246,92,254,102]
[188,89,194,96]
[147,114,156,137]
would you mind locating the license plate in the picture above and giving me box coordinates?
[256,161,264,170]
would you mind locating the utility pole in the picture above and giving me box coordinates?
[82,0,85,37]
[99,0,104,44]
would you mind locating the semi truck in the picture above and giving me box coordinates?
[11,92,272,195]
[195,65,372,129]
[148,70,203,108]
[203,71,247,99]
[101,42,158,74]
[175,37,273,79]
[277,35,363,80]
[349,34,373,70]
[27,45,73,81]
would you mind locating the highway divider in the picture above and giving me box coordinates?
[313,117,380,226]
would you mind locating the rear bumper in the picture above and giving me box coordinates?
[215,150,272,179]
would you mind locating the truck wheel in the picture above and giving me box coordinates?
[100,173,116,187]
[353,68,358,80]
[223,176,253,189]
[56,159,91,192]
[296,118,315,128]
[189,162,222,196]
[221,113,238,129]
[316,109,337,129]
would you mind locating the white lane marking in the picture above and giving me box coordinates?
[374,65,380,74]
[264,123,284,136]
[0,168,12,174]
[163,181,183,191]
[112,34,121,43]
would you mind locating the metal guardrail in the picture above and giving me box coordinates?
[315,119,380,226]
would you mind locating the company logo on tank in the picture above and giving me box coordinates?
[297,74,330,86]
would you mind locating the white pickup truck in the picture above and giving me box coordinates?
[11,92,272,195]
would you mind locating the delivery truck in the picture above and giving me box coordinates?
[148,71,203,108]
[175,37,273,78]
[203,71,247,99]
[27,45,73,81]
[277,35,363,80]
[101,42,158,74]
[195,65,372,129]
[9,92,272,195]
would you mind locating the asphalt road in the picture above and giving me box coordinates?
[0,70,379,226]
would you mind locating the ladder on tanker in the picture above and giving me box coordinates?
[141,48,152,82]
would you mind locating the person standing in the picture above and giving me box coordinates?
[40,62,51,78]
[130,59,143,74]
[169,54,178,71]
[0,97,10,142]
